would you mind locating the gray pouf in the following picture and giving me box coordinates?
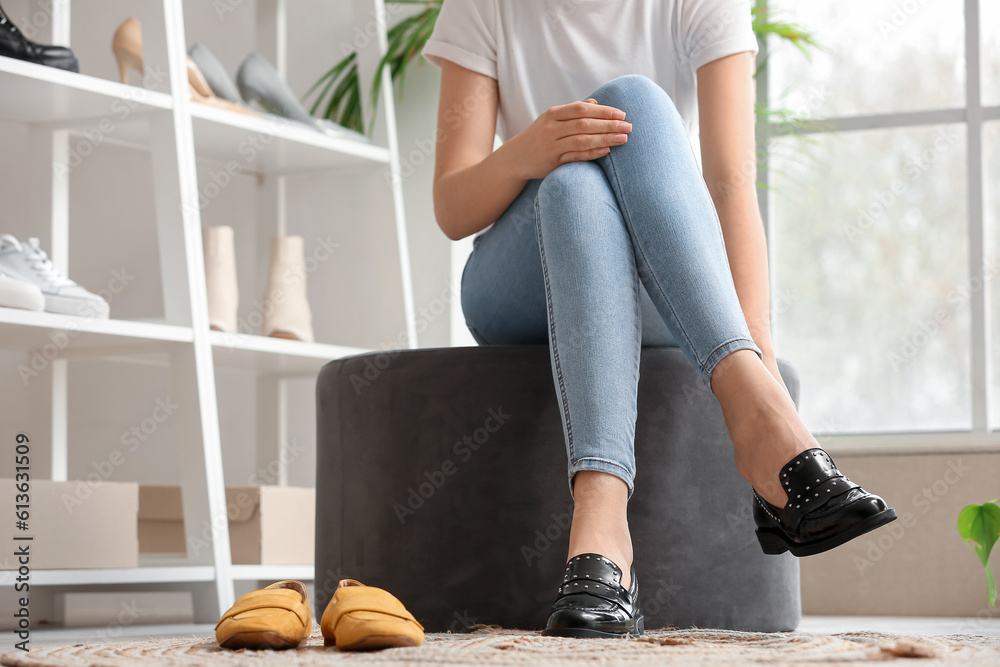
[315,346,801,632]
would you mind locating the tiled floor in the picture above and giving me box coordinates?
[17,616,1000,649]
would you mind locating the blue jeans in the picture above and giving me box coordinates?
[461,75,761,496]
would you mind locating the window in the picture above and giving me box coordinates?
[769,0,965,117]
[763,1,997,440]
[987,121,1000,420]
[983,1,1000,106]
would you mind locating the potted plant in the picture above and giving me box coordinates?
[959,499,1000,606]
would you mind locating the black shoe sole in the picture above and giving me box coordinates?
[542,617,644,639]
[756,508,897,557]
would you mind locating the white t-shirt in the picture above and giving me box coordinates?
[422,0,758,158]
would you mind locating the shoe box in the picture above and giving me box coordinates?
[138,485,315,565]
[0,479,139,570]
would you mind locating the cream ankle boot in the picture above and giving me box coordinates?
[203,226,239,333]
[261,236,314,342]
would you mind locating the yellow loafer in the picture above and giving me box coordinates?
[321,579,424,650]
[216,580,312,650]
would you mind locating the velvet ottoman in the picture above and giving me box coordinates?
[315,346,801,632]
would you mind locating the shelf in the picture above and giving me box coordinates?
[0,308,192,352]
[231,564,314,581]
[190,105,390,174]
[107,102,390,174]
[0,56,172,125]
[0,566,215,586]
[210,331,367,375]
[3,0,417,621]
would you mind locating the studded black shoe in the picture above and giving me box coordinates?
[753,448,897,557]
[541,553,643,638]
[0,2,79,72]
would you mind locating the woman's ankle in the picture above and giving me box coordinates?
[568,471,633,587]
[711,352,820,505]
[727,399,817,503]
[567,527,634,589]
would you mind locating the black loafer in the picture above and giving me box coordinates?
[0,9,80,73]
[542,553,643,638]
[753,448,897,557]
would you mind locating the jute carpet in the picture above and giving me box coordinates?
[4,628,999,666]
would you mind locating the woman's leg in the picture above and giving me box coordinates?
[581,74,815,505]
[533,161,644,588]
[464,170,680,591]
[460,180,549,346]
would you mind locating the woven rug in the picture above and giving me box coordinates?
[4,628,1000,666]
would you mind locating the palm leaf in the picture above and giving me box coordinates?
[304,1,441,134]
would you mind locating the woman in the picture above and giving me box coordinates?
[423,0,896,638]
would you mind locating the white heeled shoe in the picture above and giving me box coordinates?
[261,236,314,342]
[203,226,239,333]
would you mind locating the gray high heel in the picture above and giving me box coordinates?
[188,43,244,104]
[236,52,364,140]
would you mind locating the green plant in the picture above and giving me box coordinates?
[305,0,819,136]
[751,0,818,68]
[959,499,1000,606]
[305,0,441,133]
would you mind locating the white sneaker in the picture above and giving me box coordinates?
[0,235,110,319]
[0,271,45,311]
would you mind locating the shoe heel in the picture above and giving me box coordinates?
[112,17,144,85]
[113,47,140,84]
[755,529,791,555]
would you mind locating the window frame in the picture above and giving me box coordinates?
[758,0,1000,454]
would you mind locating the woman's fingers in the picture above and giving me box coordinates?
[563,117,632,136]
[552,100,626,121]
[539,100,629,172]
[559,146,612,164]
[556,131,629,154]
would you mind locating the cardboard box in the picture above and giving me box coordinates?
[0,479,138,570]
[136,485,186,554]
[138,485,314,565]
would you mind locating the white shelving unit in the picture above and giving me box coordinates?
[1,0,416,622]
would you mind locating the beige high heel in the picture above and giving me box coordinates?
[111,17,258,117]
[111,17,142,85]
[261,236,314,343]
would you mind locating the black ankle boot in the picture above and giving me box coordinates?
[542,553,643,638]
[0,3,79,72]
[753,448,897,557]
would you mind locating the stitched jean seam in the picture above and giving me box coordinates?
[603,151,704,368]
[570,457,633,476]
[703,336,758,369]
[534,194,575,461]
[569,457,635,497]
[630,246,641,402]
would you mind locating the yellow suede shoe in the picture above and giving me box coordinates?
[321,579,424,650]
[216,580,312,650]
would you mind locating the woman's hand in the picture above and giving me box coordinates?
[432,61,630,239]
[504,99,632,180]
